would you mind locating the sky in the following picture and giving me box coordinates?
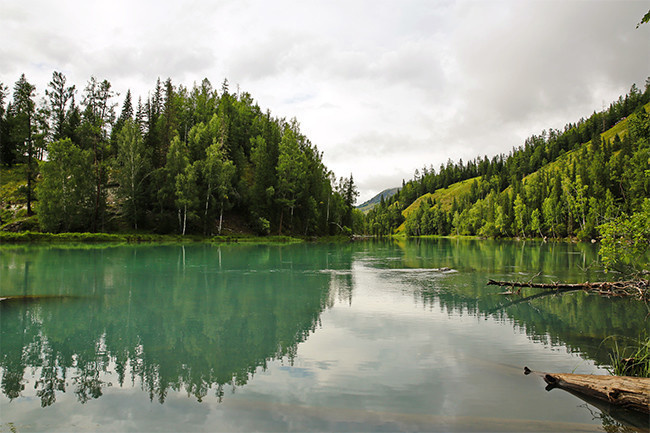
[1,0,649,203]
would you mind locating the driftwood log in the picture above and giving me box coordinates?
[0,295,82,303]
[487,279,649,301]
[524,366,650,415]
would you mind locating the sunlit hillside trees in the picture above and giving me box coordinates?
[366,81,650,241]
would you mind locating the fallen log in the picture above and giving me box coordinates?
[524,366,650,415]
[0,294,83,303]
[487,279,649,301]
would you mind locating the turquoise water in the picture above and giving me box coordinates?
[0,239,647,432]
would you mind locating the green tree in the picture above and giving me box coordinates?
[513,193,527,237]
[115,119,149,229]
[110,89,134,157]
[0,82,10,166]
[530,208,542,238]
[163,136,191,234]
[250,135,277,218]
[80,77,116,231]
[36,139,94,232]
[175,164,198,236]
[45,71,75,140]
[339,174,359,229]
[598,199,650,274]
[199,140,235,235]
[276,123,307,234]
[11,74,37,215]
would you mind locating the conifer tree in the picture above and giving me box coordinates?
[12,74,37,214]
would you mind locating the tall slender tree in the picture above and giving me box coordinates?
[0,82,10,166]
[115,119,149,229]
[276,122,307,234]
[12,74,37,215]
[80,77,116,231]
[45,71,75,140]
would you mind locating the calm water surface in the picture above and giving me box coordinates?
[0,239,647,432]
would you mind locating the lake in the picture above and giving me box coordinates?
[0,239,647,432]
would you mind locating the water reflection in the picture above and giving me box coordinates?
[368,238,647,367]
[0,239,646,426]
[1,244,353,407]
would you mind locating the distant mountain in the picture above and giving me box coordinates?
[356,187,399,213]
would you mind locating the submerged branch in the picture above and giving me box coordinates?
[487,279,649,301]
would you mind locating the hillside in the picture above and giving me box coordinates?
[0,73,359,236]
[395,177,478,233]
[398,104,646,232]
[356,187,399,213]
[365,84,650,238]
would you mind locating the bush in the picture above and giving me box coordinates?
[253,217,270,236]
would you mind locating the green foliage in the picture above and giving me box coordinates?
[368,82,650,245]
[252,216,270,236]
[598,199,650,274]
[0,71,359,237]
[115,119,149,229]
[606,332,650,378]
[200,138,236,234]
[276,124,307,233]
[36,139,95,232]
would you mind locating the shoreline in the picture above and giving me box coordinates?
[0,230,591,245]
[0,231,306,245]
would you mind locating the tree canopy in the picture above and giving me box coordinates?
[0,72,358,236]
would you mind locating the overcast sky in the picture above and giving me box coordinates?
[1,0,648,203]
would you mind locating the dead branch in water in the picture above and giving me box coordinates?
[487,279,649,301]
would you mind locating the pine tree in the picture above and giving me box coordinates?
[12,74,37,215]
[45,71,75,140]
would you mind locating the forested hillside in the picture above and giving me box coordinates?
[0,73,358,235]
[366,82,650,240]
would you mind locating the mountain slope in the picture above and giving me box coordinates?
[356,187,399,213]
[384,99,649,237]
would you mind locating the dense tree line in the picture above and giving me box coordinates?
[0,73,358,235]
[366,81,650,240]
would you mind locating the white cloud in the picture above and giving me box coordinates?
[2,0,648,203]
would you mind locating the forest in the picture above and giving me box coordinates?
[365,81,650,245]
[0,73,359,236]
[1,73,649,244]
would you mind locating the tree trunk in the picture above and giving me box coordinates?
[204,181,211,235]
[26,147,32,215]
[290,205,294,228]
[93,139,98,232]
[525,367,650,415]
[218,203,223,235]
[278,209,284,235]
[131,175,137,230]
[182,204,187,236]
[26,114,33,216]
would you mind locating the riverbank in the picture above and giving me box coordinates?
[0,231,306,245]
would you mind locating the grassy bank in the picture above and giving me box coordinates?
[0,231,304,245]
[607,333,650,378]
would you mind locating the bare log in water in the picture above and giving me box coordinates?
[487,279,649,301]
[524,367,650,416]
[0,295,82,303]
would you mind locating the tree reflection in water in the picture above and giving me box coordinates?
[0,243,352,407]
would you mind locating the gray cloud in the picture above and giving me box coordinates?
[2,0,647,204]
